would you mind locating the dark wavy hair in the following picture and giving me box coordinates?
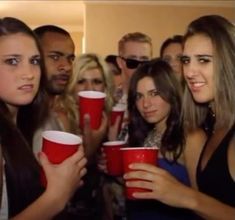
[160,35,183,58]
[0,17,48,216]
[128,58,184,162]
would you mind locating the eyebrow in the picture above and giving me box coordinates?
[195,54,213,58]
[182,54,213,58]
[48,51,64,56]
[2,54,21,57]
[2,54,40,58]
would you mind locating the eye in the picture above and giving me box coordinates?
[198,57,211,63]
[5,57,19,65]
[77,79,86,84]
[49,54,60,61]
[93,79,104,85]
[30,57,41,65]
[149,90,160,97]
[67,55,75,63]
[180,56,190,65]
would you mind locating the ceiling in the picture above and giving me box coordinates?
[0,0,234,31]
[0,1,85,31]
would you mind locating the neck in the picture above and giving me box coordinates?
[154,121,166,135]
[6,104,18,124]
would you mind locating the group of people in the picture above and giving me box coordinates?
[0,13,234,220]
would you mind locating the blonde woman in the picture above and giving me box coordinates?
[66,53,116,219]
[69,53,114,113]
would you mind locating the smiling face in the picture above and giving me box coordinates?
[135,76,171,131]
[0,33,41,109]
[182,34,214,103]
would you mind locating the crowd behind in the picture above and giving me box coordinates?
[0,14,234,220]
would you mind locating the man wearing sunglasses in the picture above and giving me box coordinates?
[116,32,152,106]
[103,32,153,220]
[112,32,153,142]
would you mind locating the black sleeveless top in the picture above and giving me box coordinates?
[196,125,235,207]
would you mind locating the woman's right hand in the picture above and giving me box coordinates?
[38,146,87,208]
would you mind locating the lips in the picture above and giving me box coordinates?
[143,110,157,118]
[18,84,34,92]
[187,81,206,92]
[53,74,70,85]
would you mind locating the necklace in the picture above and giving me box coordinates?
[144,128,163,148]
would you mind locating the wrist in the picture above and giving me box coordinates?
[43,188,67,212]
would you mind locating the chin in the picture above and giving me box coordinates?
[193,96,211,104]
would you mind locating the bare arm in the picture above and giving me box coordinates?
[123,129,235,220]
[11,147,87,220]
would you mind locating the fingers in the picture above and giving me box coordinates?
[126,179,154,191]
[83,114,91,135]
[38,151,50,168]
[128,163,166,175]
[124,170,155,182]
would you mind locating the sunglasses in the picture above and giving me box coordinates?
[120,56,147,69]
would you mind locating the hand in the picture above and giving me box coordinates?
[39,146,87,204]
[108,115,121,141]
[123,163,192,208]
[97,148,108,173]
[83,112,108,160]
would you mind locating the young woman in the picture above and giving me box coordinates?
[65,53,115,219]
[124,15,235,219]
[0,17,87,219]
[126,58,196,219]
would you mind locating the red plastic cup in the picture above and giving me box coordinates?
[41,130,82,187]
[110,104,125,133]
[78,91,106,130]
[121,147,158,200]
[103,141,126,176]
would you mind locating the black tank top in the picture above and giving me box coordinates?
[196,126,235,207]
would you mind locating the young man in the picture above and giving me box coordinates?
[33,25,76,152]
[116,32,153,105]
[115,32,153,140]
[34,25,106,220]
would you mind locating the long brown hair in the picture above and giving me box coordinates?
[0,17,47,216]
[182,15,235,131]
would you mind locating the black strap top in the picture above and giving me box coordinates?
[196,125,235,207]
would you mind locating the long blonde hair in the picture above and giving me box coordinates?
[68,53,114,113]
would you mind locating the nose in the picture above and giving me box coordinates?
[84,81,94,91]
[21,64,36,80]
[58,57,72,73]
[183,63,197,79]
[143,96,151,108]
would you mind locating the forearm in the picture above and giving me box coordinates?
[185,188,235,220]
[10,190,66,220]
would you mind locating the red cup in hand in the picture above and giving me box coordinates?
[41,130,82,187]
[121,147,158,200]
[78,91,106,130]
[103,140,126,176]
